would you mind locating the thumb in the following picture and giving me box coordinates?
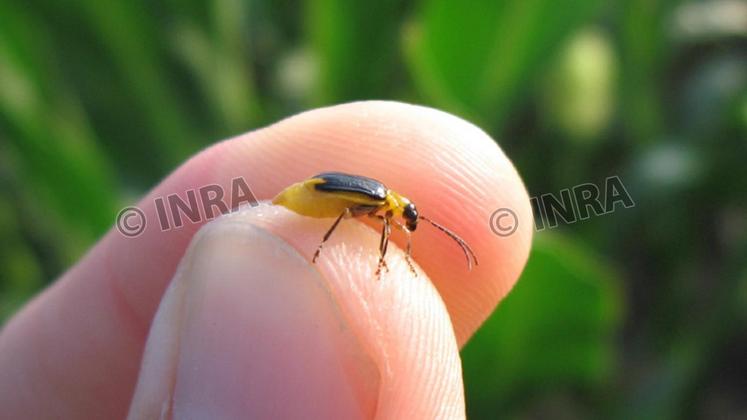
[127,204,465,419]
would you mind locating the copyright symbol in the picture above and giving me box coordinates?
[116,206,146,238]
[490,208,518,237]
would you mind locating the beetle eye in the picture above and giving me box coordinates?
[403,203,418,221]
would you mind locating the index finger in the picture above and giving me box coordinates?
[117,101,532,343]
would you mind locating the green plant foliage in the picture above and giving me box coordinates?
[404,0,605,126]
[170,0,260,132]
[308,0,402,104]
[543,27,616,142]
[462,233,622,417]
[0,2,119,237]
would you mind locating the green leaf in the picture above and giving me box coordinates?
[462,232,622,417]
[75,0,200,165]
[307,0,402,104]
[169,0,260,133]
[0,3,120,237]
[404,0,606,127]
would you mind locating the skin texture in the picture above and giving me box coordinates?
[0,101,533,419]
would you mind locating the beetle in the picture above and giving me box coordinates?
[272,172,478,277]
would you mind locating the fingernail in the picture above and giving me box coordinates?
[128,216,378,419]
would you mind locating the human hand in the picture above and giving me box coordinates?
[0,101,533,419]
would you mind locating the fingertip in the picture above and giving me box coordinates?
[130,205,465,418]
[226,101,533,343]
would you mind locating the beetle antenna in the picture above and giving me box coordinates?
[419,215,479,270]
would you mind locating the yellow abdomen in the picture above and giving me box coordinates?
[272,179,385,218]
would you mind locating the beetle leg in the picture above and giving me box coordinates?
[368,214,389,273]
[391,220,417,276]
[312,208,350,263]
[375,215,391,278]
[368,215,417,276]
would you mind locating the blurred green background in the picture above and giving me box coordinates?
[1,0,745,418]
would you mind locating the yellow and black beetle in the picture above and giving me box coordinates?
[272,172,478,277]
